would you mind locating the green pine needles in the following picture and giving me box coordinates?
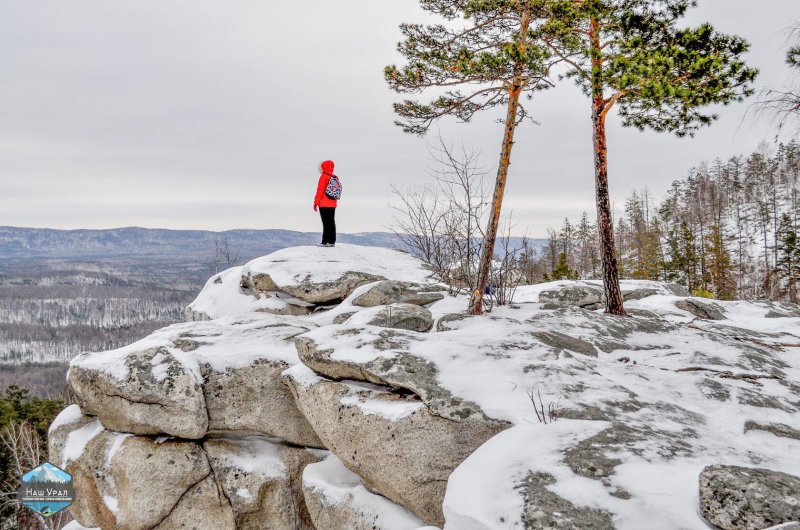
[384,0,554,135]
[386,0,758,315]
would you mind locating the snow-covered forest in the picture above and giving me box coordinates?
[534,141,800,302]
[0,263,196,365]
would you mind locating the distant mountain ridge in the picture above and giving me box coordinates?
[0,226,402,260]
[0,226,544,261]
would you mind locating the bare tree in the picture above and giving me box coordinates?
[391,138,490,296]
[392,137,520,307]
[206,235,241,275]
[756,22,800,134]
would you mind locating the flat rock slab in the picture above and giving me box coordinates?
[351,280,445,307]
[346,303,434,332]
[302,454,426,530]
[676,299,727,320]
[521,472,615,530]
[295,329,496,423]
[699,465,800,530]
[284,365,507,526]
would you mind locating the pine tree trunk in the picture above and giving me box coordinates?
[590,17,626,316]
[469,9,530,315]
[469,83,523,315]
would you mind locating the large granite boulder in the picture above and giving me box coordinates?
[111,436,215,530]
[67,317,321,445]
[68,345,208,439]
[203,435,323,530]
[676,298,727,320]
[153,474,236,530]
[48,406,222,530]
[284,365,507,526]
[302,454,426,530]
[699,465,800,530]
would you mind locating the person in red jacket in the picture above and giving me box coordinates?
[313,160,340,247]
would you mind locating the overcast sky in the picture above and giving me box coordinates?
[1,1,797,236]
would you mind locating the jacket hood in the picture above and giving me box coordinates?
[321,160,335,174]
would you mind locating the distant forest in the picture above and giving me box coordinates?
[0,260,197,367]
[535,141,799,301]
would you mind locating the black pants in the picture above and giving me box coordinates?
[319,207,336,244]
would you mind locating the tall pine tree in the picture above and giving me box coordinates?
[385,0,552,314]
[539,0,757,314]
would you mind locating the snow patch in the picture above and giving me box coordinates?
[48,404,84,435]
[62,419,104,466]
[304,454,426,530]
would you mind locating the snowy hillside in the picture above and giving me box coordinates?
[50,245,800,530]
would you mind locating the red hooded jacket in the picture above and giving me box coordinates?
[314,160,338,209]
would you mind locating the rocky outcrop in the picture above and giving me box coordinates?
[67,317,320,446]
[284,365,507,526]
[49,407,322,530]
[699,465,800,530]
[49,247,800,530]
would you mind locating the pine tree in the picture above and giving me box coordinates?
[777,213,799,303]
[545,252,579,281]
[385,0,552,315]
[706,224,734,300]
[538,0,757,314]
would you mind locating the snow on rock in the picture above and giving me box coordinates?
[241,244,437,303]
[203,434,322,529]
[284,364,507,527]
[62,522,100,530]
[302,454,427,530]
[49,243,800,530]
[444,421,615,530]
[48,403,85,436]
[293,280,800,529]
[68,314,321,444]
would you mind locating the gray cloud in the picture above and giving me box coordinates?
[0,0,796,235]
